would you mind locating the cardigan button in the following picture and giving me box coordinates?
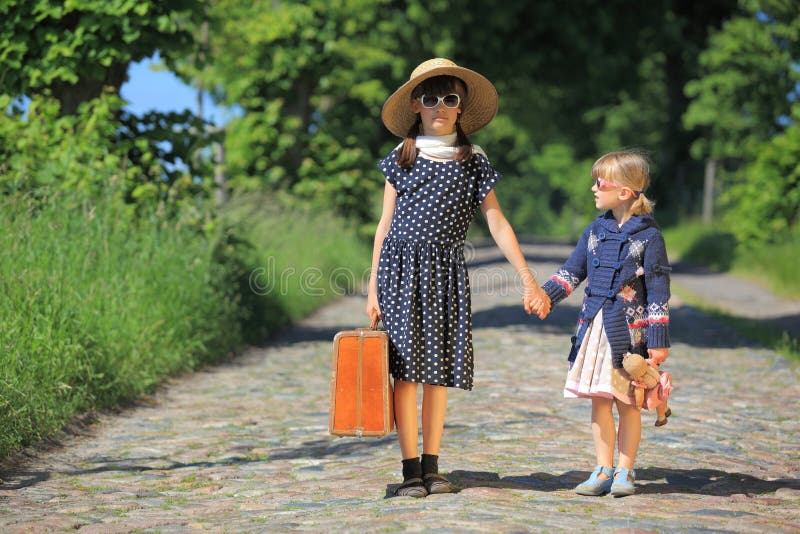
[607,290,616,298]
[592,258,600,267]
[585,287,592,296]
[615,262,622,270]
[620,233,628,242]
[598,231,607,240]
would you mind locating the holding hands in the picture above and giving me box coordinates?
[524,283,551,320]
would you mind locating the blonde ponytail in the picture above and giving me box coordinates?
[631,192,654,215]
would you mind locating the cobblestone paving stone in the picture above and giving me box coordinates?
[1,242,798,533]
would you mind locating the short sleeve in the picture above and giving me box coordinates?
[378,150,400,188]
[473,153,501,205]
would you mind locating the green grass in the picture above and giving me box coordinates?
[663,221,800,298]
[0,191,369,460]
[221,193,370,335]
[732,240,800,299]
[671,284,799,362]
[664,220,800,361]
[0,193,243,458]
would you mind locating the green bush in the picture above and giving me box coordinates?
[0,192,243,458]
[0,190,370,460]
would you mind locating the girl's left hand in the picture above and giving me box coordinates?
[647,348,669,367]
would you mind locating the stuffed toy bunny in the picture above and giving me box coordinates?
[622,352,673,427]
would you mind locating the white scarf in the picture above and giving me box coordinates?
[416,134,459,159]
[394,134,487,160]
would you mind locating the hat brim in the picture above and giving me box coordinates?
[381,65,498,138]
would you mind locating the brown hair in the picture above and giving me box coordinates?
[396,75,473,168]
[591,149,654,215]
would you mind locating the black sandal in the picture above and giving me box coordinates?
[395,477,427,498]
[423,473,455,494]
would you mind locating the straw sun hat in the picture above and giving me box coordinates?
[381,58,498,138]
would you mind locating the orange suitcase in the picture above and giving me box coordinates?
[329,327,394,437]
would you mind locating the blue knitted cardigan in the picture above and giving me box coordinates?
[542,211,671,368]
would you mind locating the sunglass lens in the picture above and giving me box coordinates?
[443,94,459,107]
[421,95,438,108]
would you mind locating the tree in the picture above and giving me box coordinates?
[683,0,800,226]
[179,0,408,223]
[168,0,739,234]
[722,118,800,243]
[436,0,735,222]
[0,0,201,115]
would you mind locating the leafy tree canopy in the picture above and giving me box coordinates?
[0,0,201,114]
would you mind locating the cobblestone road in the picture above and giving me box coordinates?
[1,241,798,533]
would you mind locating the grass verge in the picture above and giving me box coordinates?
[0,191,369,460]
[662,221,800,298]
[220,193,370,338]
[671,283,800,362]
[0,193,243,458]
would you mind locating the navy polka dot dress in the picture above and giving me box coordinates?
[377,149,500,391]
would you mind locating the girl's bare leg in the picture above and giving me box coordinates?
[616,399,641,471]
[394,380,419,459]
[591,397,615,477]
[421,384,447,454]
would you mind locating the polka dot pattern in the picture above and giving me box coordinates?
[376,150,500,391]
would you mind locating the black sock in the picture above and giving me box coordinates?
[421,454,438,476]
[402,457,422,481]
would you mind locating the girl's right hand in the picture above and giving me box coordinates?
[366,291,382,329]
[524,285,551,320]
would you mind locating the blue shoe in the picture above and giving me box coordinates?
[575,466,614,496]
[610,467,636,497]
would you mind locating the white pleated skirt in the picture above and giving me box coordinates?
[564,309,635,405]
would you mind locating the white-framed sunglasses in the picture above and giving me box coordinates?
[418,93,461,109]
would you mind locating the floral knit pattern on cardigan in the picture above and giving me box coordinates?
[542,211,671,368]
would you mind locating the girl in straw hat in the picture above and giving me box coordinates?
[366,58,550,497]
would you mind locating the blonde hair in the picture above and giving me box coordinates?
[591,149,654,215]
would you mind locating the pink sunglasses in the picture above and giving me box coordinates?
[594,177,643,197]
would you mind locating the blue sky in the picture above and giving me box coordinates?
[120,53,239,125]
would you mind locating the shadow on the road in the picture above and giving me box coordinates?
[252,299,766,352]
[0,455,267,491]
[384,469,567,497]
[0,437,396,491]
[634,467,800,495]
[471,300,757,351]
[472,303,578,332]
[268,436,395,461]
[0,470,51,491]
[433,469,800,497]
